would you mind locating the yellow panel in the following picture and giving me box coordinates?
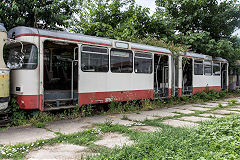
[0,75,9,97]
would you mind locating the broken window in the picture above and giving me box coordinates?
[213,62,220,76]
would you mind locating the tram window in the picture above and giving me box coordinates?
[194,60,203,75]
[204,61,212,76]
[213,62,220,76]
[81,45,109,72]
[134,52,152,74]
[5,44,38,69]
[111,48,133,73]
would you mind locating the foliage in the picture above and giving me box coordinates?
[71,0,173,41]
[91,115,240,159]
[0,0,79,30]
[156,0,240,71]
[173,31,240,70]
[108,100,139,113]
[156,0,240,40]
[80,104,94,117]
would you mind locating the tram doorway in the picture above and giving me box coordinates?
[43,41,78,109]
[221,63,227,90]
[182,58,193,95]
[154,54,169,97]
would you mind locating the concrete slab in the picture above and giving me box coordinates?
[186,106,210,111]
[26,144,96,160]
[193,103,221,108]
[130,126,161,132]
[139,110,178,117]
[204,103,220,107]
[94,132,134,148]
[172,105,209,111]
[198,113,225,118]
[212,110,240,115]
[81,115,135,126]
[167,109,195,114]
[229,108,240,111]
[116,113,158,121]
[46,120,93,135]
[0,126,56,145]
[171,105,193,110]
[162,119,199,128]
[179,116,212,122]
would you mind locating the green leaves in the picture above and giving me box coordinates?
[0,0,79,30]
[71,0,173,41]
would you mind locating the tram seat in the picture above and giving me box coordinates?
[59,66,71,85]
[45,65,60,85]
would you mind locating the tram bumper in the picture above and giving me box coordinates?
[0,98,8,111]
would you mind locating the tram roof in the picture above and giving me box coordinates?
[8,26,172,54]
[183,52,227,62]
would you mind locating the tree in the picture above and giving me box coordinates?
[156,0,240,40]
[156,0,240,71]
[0,0,79,31]
[71,0,173,41]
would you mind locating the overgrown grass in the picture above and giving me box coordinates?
[90,114,240,160]
[3,90,239,129]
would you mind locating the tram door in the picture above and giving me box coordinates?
[43,41,78,109]
[182,58,193,95]
[154,54,169,97]
[221,63,227,90]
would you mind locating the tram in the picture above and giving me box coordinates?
[0,25,228,111]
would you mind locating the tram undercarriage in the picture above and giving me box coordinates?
[43,41,78,109]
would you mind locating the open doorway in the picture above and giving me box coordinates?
[154,54,169,97]
[182,58,193,95]
[221,63,227,90]
[43,41,78,109]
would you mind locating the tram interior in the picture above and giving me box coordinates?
[182,59,193,95]
[154,54,169,97]
[43,41,78,107]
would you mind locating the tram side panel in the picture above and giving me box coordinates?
[192,60,221,94]
[78,47,154,106]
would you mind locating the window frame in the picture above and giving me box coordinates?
[134,51,153,74]
[81,45,109,73]
[204,60,212,76]
[4,43,38,70]
[110,48,133,73]
[213,62,221,76]
[194,59,204,75]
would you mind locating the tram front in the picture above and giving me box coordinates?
[0,23,10,111]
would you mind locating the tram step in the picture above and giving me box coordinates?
[44,98,73,103]
[43,105,77,111]
[44,98,76,107]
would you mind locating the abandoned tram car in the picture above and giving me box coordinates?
[1,26,228,111]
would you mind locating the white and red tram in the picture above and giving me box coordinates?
[3,26,228,111]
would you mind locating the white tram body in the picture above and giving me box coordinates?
[4,26,228,111]
[6,26,172,110]
[177,53,228,97]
